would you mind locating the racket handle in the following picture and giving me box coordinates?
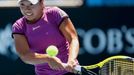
[62,63,81,72]
[74,65,81,72]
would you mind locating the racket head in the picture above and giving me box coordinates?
[82,55,134,75]
[98,55,132,67]
[99,55,134,75]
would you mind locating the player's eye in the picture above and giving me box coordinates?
[19,3,24,6]
[29,3,36,8]
[30,3,34,6]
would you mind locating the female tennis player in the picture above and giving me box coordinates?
[12,0,79,75]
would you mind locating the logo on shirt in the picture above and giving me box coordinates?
[32,25,40,31]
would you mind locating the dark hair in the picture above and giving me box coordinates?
[39,0,43,3]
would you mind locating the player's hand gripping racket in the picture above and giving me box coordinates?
[46,45,134,75]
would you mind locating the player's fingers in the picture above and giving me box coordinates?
[56,63,65,71]
[49,65,55,70]
[52,63,65,71]
[49,63,57,70]
[65,65,73,72]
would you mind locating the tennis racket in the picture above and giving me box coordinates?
[72,55,134,75]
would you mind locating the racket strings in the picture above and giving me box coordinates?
[100,58,134,75]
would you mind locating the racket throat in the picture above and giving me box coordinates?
[82,67,99,75]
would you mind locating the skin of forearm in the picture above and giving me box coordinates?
[68,38,79,61]
[20,52,51,65]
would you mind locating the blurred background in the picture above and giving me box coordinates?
[0,0,134,75]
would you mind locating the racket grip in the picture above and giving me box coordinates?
[74,65,81,72]
[62,63,81,72]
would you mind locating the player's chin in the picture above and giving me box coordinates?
[24,15,33,19]
[26,17,36,23]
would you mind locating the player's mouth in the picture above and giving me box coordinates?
[25,12,33,16]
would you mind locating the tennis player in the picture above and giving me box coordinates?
[12,0,79,75]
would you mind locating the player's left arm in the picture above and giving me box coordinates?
[59,17,79,72]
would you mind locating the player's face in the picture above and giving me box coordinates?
[18,0,44,22]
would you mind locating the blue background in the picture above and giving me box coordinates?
[0,0,134,74]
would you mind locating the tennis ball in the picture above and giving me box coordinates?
[46,45,59,57]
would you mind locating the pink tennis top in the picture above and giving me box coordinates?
[12,7,69,75]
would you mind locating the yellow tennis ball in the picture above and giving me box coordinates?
[46,45,59,57]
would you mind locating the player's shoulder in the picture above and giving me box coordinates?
[12,17,25,27]
[44,6,64,14]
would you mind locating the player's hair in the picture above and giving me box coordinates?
[39,0,44,3]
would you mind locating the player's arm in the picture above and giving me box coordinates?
[13,34,64,70]
[13,34,52,64]
[59,18,79,72]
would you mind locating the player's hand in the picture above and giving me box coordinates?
[48,56,65,71]
[65,59,78,72]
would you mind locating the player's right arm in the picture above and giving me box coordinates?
[13,34,64,70]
